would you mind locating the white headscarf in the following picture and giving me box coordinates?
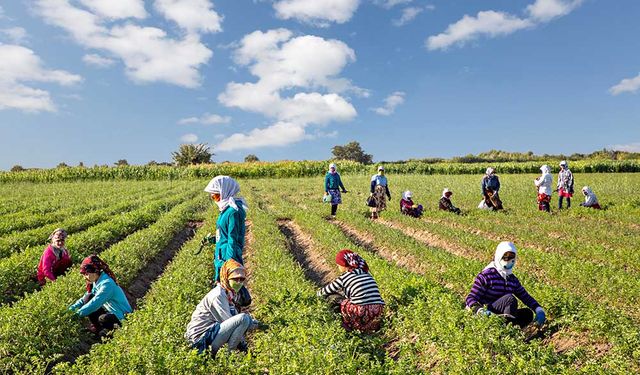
[483,241,517,280]
[540,165,551,174]
[329,163,337,174]
[442,188,452,198]
[402,190,412,200]
[204,176,248,212]
[486,167,495,175]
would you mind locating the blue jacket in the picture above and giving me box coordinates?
[481,175,500,195]
[69,272,132,320]
[214,199,246,281]
[324,172,345,192]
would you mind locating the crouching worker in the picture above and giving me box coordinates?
[580,186,601,209]
[439,188,461,215]
[186,260,258,355]
[400,191,424,218]
[318,250,385,333]
[465,242,546,328]
[37,228,73,285]
[69,254,131,336]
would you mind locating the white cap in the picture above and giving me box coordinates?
[559,160,567,166]
[377,165,384,171]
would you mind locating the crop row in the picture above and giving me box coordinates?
[0,193,208,374]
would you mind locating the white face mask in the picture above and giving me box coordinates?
[500,259,515,270]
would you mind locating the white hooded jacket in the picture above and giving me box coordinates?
[534,165,553,195]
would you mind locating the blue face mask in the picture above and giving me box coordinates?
[500,259,516,270]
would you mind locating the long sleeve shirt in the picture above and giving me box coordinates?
[214,200,246,281]
[318,269,385,306]
[69,273,132,320]
[465,267,540,311]
[481,175,500,196]
[370,175,391,197]
[185,285,237,343]
[534,173,553,195]
[324,172,345,192]
[557,169,574,191]
[37,245,72,283]
[439,197,458,212]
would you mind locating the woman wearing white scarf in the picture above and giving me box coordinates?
[534,165,553,212]
[400,190,423,218]
[203,176,248,282]
[579,186,601,209]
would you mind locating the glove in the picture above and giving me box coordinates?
[476,307,492,317]
[535,307,546,325]
[200,233,215,246]
[412,204,418,209]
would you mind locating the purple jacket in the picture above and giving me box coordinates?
[466,267,540,311]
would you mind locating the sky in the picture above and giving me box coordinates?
[0,0,639,169]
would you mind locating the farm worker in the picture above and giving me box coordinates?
[324,163,348,218]
[203,176,248,283]
[400,191,424,218]
[185,260,259,355]
[36,228,72,285]
[579,186,601,209]
[466,242,546,328]
[557,160,574,209]
[317,249,385,333]
[481,167,503,210]
[439,188,461,215]
[370,166,391,219]
[69,254,132,336]
[534,165,553,212]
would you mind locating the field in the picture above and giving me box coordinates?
[0,173,638,374]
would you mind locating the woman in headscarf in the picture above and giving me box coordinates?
[466,242,546,328]
[68,254,132,336]
[203,176,248,282]
[557,161,574,209]
[534,165,553,212]
[579,186,601,209]
[439,188,461,215]
[370,166,391,219]
[481,167,503,210]
[185,260,258,355]
[37,228,72,285]
[317,249,385,333]
[324,163,347,218]
[400,191,424,218]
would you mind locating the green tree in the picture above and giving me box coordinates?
[10,165,25,172]
[172,143,213,166]
[331,141,373,164]
[56,162,69,168]
[244,154,260,163]
[115,159,129,166]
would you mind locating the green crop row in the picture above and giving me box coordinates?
[0,194,208,374]
[0,185,198,305]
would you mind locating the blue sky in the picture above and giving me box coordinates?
[0,0,639,169]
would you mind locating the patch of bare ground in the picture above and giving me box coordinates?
[543,329,612,358]
[276,219,336,286]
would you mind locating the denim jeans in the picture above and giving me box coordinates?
[195,313,252,354]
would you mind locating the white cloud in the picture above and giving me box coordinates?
[372,91,405,115]
[609,142,640,153]
[393,6,423,26]
[33,0,216,88]
[78,0,147,19]
[427,0,583,51]
[1,27,28,44]
[82,53,116,67]
[609,73,640,96]
[154,0,222,34]
[178,113,231,125]
[273,0,360,26]
[217,29,359,151]
[0,44,82,112]
[180,133,199,143]
[375,0,413,9]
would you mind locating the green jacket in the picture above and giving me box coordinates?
[213,199,246,281]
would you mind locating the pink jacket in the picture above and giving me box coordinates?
[37,245,72,283]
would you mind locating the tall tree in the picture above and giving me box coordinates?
[172,143,213,166]
[244,154,260,163]
[331,141,373,164]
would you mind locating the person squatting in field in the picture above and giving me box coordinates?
[439,188,461,215]
[557,160,574,209]
[37,228,72,285]
[481,167,503,210]
[317,249,385,333]
[466,242,546,328]
[69,254,132,337]
[400,190,424,218]
[534,165,553,213]
[203,176,248,283]
[370,166,391,219]
[580,186,601,209]
[324,163,348,217]
[185,260,259,355]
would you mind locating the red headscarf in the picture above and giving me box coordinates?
[79,254,118,292]
[335,249,369,273]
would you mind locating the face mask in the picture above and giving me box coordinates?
[229,280,243,292]
[500,259,515,270]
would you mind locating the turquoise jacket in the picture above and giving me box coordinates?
[213,199,246,281]
[324,172,345,192]
[69,272,132,320]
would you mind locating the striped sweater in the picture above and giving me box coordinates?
[465,267,540,311]
[318,269,385,306]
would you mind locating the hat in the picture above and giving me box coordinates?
[559,160,567,167]
[486,167,495,175]
[377,165,384,171]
